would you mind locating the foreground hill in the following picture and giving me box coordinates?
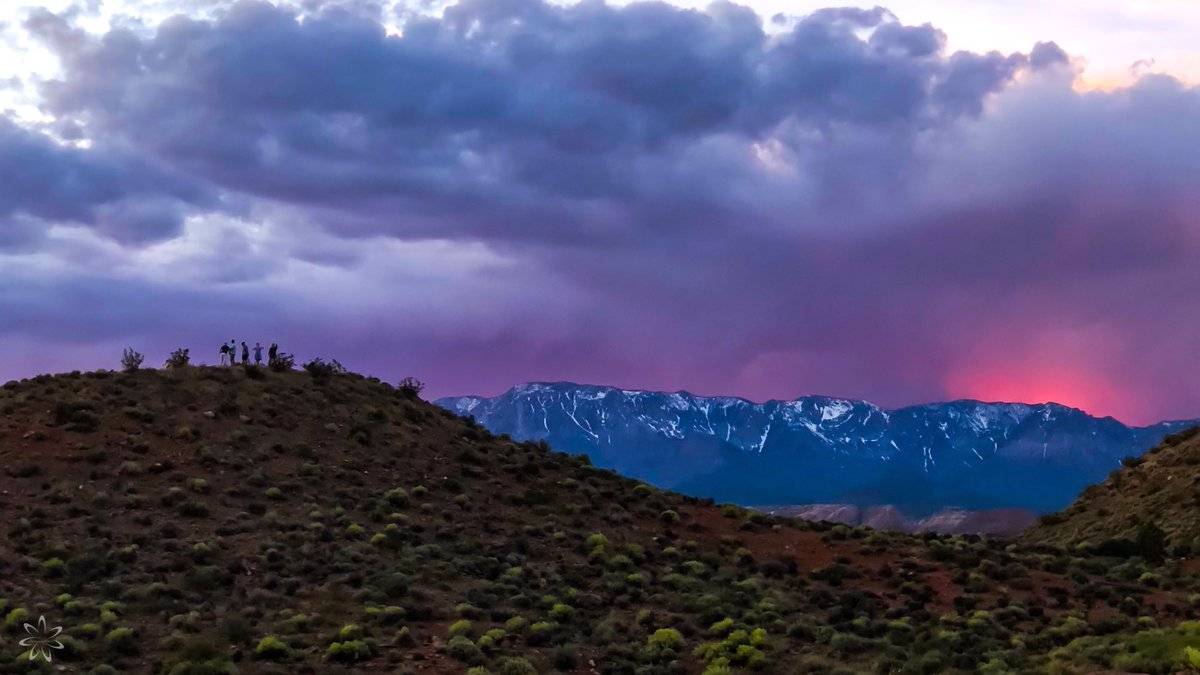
[1,367,1200,673]
[1022,427,1200,555]
[438,383,1196,515]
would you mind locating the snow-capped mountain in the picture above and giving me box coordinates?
[438,382,1199,515]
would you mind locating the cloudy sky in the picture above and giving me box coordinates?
[1,0,1199,424]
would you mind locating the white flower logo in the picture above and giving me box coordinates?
[18,615,64,662]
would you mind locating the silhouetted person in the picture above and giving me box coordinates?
[219,343,230,366]
[241,341,250,365]
[268,343,278,364]
[254,342,264,365]
[228,340,237,366]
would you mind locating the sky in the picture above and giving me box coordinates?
[1,0,1199,424]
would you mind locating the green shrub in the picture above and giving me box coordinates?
[106,627,138,654]
[526,621,559,646]
[648,627,684,650]
[254,635,290,660]
[549,603,575,622]
[3,607,29,632]
[495,656,538,675]
[447,635,484,665]
[326,640,371,663]
[42,557,65,577]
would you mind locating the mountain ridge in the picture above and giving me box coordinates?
[438,382,1199,517]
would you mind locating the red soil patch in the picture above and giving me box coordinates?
[682,504,836,571]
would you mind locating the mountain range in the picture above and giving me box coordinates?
[438,382,1198,517]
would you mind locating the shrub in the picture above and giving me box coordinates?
[447,635,484,665]
[326,640,371,663]
[42,558,65,577]
[254,635,290,660]
[549,603,575,622]
[121,348,145,373]
[1137,522,1168,563]
[496,656,538,675]
[3,607,29,632]
[526,621,559,646]
[648,627,684,651]
[55,400,100,432]
[303,358,346,382]
[269,353,295,372]
[106,627,138,654]
[165,348,191,369]
[398,377,425,399]
[553,645,578,670]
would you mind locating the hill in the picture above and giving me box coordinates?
[438,383,1197,516]
[1022,427,1200,555]
[761,505,1037,538]
[2,366,1200,673]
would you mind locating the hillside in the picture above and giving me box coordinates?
[761,505,1037,538]
[1022,427,1200,555]
[438,383,1197,515]
[1,367,1200,673]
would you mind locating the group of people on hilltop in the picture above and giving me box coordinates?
[219,340,279,367]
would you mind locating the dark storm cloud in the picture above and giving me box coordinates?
[25,0,1035,244]
[0,116,214,245]
[4,0,1200,423]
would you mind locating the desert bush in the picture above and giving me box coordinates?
[447,635,484,664]
[121,348,145,373]
[106,627,138,654]
[55,400,100,432]
[496,656,538,675]
[254,635,290,660]
[326,639,371,663]
[398,376,425,399]
[269,353,295,372]
[161,638,238,674]
[303,358,346,382]
[165,348,191,369]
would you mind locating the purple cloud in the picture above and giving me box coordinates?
[1,0,1198,425]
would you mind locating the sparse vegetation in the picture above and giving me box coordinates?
[0,367,1198,672]
[164,348,191,369]
[398,376,425,399]
[120,348,145,373]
